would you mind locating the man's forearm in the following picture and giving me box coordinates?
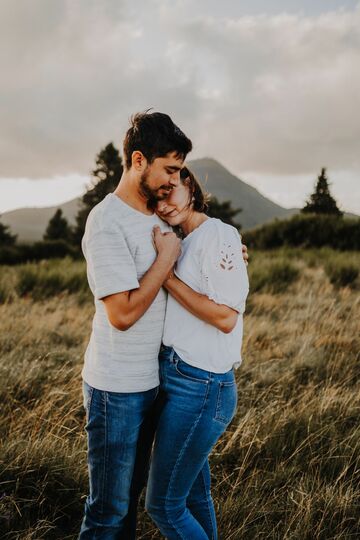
[103,255,173,331]
[127,256,173,320]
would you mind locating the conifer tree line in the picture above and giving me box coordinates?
[1,145,359,262]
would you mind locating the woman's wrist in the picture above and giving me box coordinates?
[163,270,175,288]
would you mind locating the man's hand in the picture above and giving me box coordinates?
[153,226,181,266]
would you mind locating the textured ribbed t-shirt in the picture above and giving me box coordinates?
[81,192,171,393]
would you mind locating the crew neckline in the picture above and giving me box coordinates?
[108,192,156,219]
[182,216,214,242]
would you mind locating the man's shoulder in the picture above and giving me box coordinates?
[82,196,122,250]
[86,194,130,233]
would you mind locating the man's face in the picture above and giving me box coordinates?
[139,152,184,205]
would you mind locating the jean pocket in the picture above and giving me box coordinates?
[214,380,237,425]
[174,358,210,384]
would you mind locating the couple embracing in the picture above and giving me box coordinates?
[79,111,249,539]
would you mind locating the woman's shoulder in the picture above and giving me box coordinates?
[203,218,241,243]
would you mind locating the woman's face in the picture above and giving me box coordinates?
[156,181,192,226]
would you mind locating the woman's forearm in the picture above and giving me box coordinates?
[164,275,238,333]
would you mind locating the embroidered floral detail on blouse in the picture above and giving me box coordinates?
[201,270,209,282]
[219,244,236,271]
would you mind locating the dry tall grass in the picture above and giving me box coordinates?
[0,250,359,539]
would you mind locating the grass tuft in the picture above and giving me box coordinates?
[325,261,359,289]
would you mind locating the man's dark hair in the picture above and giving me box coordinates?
[123,110,192,169]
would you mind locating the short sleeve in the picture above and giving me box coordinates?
[200,222,249,313]
[83,225,139,301]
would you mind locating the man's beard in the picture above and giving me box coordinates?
[139,168,170,210]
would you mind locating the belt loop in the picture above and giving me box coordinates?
[169,348,175,364]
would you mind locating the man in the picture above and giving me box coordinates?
[79,111,192,539]
[79,111,248,539]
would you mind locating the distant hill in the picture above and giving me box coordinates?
[1,199,79,244]
[1,158,356,243]
[189,158,296,229]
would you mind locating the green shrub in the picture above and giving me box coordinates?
[0,241,81,265]
[15,260,88,300]
[0,245,24,265]
[249,260,300,294]
[26,240,79,261]
[244,214,360,250]
[325,262,359,289]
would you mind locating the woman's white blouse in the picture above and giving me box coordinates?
[163,218,249,373]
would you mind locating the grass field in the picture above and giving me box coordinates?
[0,249,359,539]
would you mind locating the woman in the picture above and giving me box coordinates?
[145,168,249,539]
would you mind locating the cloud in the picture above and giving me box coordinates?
[1,0,360,188]
[0,174,88,214]
[171,8,360,176]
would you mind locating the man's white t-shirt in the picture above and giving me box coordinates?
[163,218,249,373]
[81,193,171,393]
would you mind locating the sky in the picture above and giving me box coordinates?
[1,0,360,214]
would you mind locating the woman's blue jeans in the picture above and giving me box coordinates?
[78,381,159,539]
[145,345,238,540]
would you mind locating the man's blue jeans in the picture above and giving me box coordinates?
[78,381,159,539]
[145,346,238,540]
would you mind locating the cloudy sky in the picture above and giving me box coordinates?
[1,0,360,214]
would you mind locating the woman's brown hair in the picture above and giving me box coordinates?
[180,166,209,213]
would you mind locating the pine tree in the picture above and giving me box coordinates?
[302,168,343,216]
[43,209,71,241]
[0,218,17,246]
[206,196,242,229]
[72,143,123,245]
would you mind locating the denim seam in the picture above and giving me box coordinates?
[165,382,210,539]
[174,363,209,384]
[174,355,210,384]
[215,383,224,423]
[100,391,108,528]
[200,467,216,540]
[220,380,236,387]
